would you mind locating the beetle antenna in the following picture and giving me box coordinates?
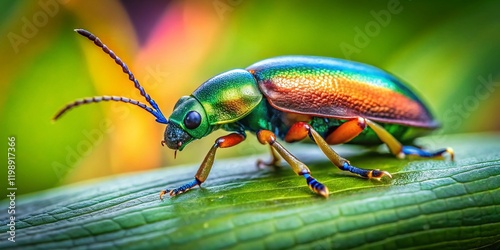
[62,29,168,124]
[53,96,158,121]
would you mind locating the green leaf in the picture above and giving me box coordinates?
[1,133,499,249]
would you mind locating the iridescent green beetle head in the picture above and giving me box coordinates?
[163,96,210,151]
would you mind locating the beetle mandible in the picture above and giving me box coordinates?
[54,29,454,199]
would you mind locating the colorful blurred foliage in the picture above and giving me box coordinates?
[0,0,499,195]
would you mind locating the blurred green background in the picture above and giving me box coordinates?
[0,0,499,196]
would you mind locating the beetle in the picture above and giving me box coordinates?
[54,29,453,199]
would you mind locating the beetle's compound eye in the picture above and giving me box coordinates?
[184,111,201,129]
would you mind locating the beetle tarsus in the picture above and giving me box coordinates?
[401,146,455,160]
[340,162,392,180]
[302,173,329,198]
[160,179,200,199]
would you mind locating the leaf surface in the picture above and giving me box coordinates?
[1,133,499,249]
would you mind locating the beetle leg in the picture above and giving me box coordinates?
[365,119,454,160]
[325,117,366,144]
[160,133,245,199]
[257,130,329,197]
[256,145,282,169]
[286,122,392,180]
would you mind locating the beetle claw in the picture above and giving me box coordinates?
[159,190,168,200]
[446,147,455,161]
[369,169,392,180]
[160,189,177,200]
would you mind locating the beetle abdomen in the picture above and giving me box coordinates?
[247,56,438,129]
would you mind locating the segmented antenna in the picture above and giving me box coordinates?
[53,29,168,124]
[53,96,156,121]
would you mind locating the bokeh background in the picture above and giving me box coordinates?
[1,0,499,196]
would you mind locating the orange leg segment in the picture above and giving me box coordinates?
[284,122,310,142]
[326,117,366,145]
